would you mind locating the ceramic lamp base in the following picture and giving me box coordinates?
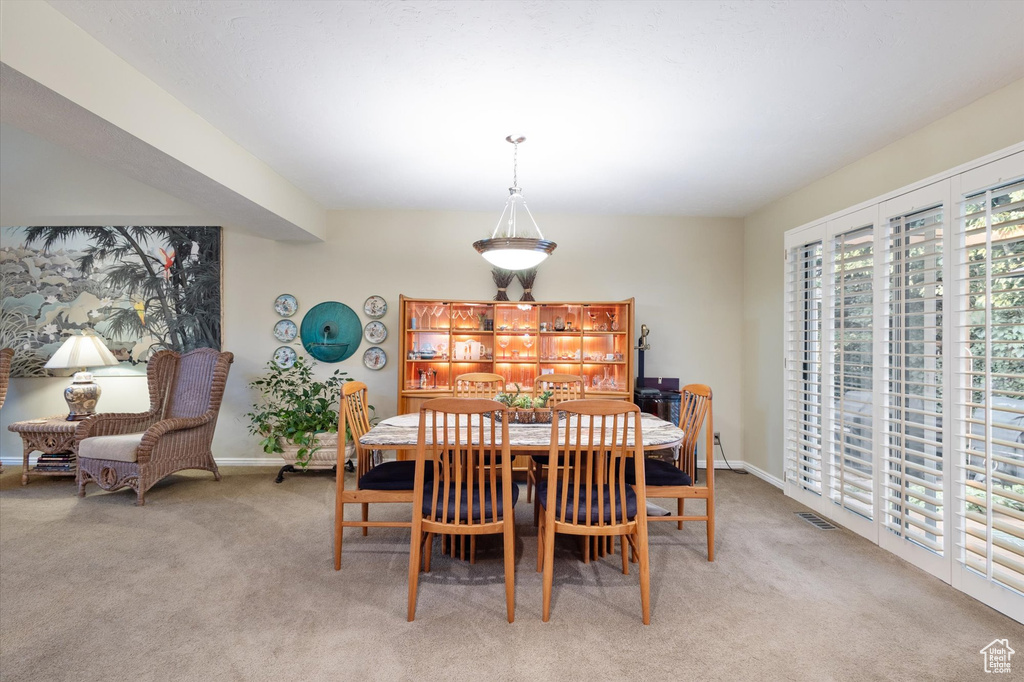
[64,371,101,421]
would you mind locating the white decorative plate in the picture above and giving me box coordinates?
[274,294,298,317]
[273,345,297,369]
[273,319,298,342]
[363,346,387,370]
[363,320,387,344]
[363,295,387,319]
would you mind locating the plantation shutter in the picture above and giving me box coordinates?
[785,238,825,497]
[829,225,875,521]
[956,174,1024,596]
[883,200,947,559]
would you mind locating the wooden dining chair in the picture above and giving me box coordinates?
[448,372,507,560]
[407,398,518,622]
[537,399,651,624]
[453,372,504,399]
[528,374,586,517]
[334,381,421,569]
[626,384,715,561]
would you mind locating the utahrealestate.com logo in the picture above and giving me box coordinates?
[981,639,1015,674]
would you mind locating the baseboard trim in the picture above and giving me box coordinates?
[739,461,784,489]
[1,456,788,486]
[0,456,283,467]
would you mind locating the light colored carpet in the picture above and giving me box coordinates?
[0,466,1020,681]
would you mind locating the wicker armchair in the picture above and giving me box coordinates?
[0,348,12,474]
[75,348,233,505]
[0,347,13,410]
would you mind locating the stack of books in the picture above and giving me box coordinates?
[34,453,76,472]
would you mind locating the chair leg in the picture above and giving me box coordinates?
[334,495,344,571]
[621,536,629,575]
[424,533,434,572]
[362,503,369,536]
[678,498,685,531]
[707,496,715,562]
[536,514,545,573]
[541,514,556,622]
[526,460,534,503]
[407,527,422,622]
[503,519,515,623]
[470,536,477,564]
[636,526,651,625]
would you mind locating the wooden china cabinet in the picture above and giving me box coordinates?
[397,296,635,414]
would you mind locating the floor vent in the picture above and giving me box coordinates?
[795,512,836,530]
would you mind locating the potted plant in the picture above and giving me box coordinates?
[495,384,543,423]
[246,356,354,475]
[533,390,554,423]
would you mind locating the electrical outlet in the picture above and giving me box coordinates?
[714,432,721,445]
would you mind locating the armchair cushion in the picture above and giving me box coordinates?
[624,457,693,487]
[79,433,145,463]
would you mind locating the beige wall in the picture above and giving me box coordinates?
[1,129,745,465]
[741,78,1024,481]
[212,210,745,463]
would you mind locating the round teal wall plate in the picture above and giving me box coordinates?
[300,301,361,363]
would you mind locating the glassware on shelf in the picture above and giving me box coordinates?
[608,312,619,331]
[522,334,533,357]
[498,336,510,359]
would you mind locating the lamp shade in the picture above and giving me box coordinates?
[44,331,119,370]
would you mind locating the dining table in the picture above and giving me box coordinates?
[359,411,686,454]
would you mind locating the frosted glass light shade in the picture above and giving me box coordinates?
[44,331,119,370]
[477,240,553,269]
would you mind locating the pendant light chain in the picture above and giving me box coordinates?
[512,139,518,189]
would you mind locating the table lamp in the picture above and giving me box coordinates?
[43,330,120,421]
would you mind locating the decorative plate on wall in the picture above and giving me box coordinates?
[363,295,387,319]
[274,294,298,317]
[273,319,298,343]
[300,301,361,363]
[363,320,387,344]
[273,345,297,369]
[363,346,387,370]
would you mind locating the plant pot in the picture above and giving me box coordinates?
[278,432,353,470]
[534,408,553,424]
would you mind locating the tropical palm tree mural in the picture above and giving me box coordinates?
[0,226,221,377]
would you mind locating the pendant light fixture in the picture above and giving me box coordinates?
[473,135,556,271]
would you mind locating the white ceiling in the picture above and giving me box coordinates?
[44,0,1024,218]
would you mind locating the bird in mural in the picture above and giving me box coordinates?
[157,247,175,281]
[133,301,145,325]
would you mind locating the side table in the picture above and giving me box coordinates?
[7,416,79,485]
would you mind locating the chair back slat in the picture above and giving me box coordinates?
[678,384,713,481]
[340,382,376,478]
[547,399,645,529]
[453,373,504,400]
[534,374,585,406]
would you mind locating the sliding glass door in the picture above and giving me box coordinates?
[783,149,1024,621]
